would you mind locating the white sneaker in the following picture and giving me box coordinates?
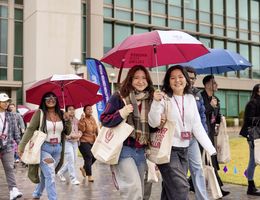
[57,171,66,182]
[10,187,22,200]
[71,179,80,185]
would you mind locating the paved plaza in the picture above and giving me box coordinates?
[0,157,259,200]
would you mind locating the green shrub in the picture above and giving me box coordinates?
[239,111,245,120]
[226,118,235,127]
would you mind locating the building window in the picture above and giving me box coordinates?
[226,91,239,117]
[239,91,250,115]
[114,24,131,45]
[14,8,23,81]
[226,42,238,77]
[82,3,87,61]
[104,22,113,54]
[239,44,249,78]
[226,0,237,39]
[0,5,8,80]
[134,0,149,12]
[252,46,260,79]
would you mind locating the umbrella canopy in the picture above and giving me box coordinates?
[101,30,209,68]
[23,110,36,123]
[182,48,252,74]
[26,74,101,109]
[17,105,31,116]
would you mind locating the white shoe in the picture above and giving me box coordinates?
[57,171,66,182]
[71,179,80,185]
[10,187,22,200]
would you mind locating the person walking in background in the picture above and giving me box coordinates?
[57,105,82,185]
[185,66,209,200]
[148,66,216,200]
[240,83,260,196]
[18,92,71,200]
[101,65,154,200]
[78,105,98,182]
[8,103,25,163]
[201,75,230,197]
[0,93,23,200]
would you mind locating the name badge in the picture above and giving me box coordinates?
[181,131,191,140]
[50,138,59,144]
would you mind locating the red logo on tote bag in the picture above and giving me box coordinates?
[105,129,114,143]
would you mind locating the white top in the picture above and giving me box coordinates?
[45,120,63,143]
[148,94,216,156]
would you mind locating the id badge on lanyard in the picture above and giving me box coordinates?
[173,96,191,140]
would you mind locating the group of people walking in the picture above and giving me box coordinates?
[0,65,259,200]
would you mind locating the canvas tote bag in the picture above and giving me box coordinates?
[21,110,47,164]
[146,159,161,183]
[147,99,175,164]
[202,151,223,199]
[254,139,260,165]
[217,116,231,164]
[91,98,134,165]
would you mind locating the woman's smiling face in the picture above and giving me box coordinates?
[132,69,148,92]
[169,69,187,95]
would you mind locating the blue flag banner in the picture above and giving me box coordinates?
[86,58,111,120]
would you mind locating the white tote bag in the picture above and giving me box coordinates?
[21,110,47,164]
[147,100,175,164]
[254,139,260,165]
[202,151,223,199]
[217,116,231,164]
[91,120,134,165]
[146,159,161,183]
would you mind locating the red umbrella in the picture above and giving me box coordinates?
[17,105,31,116]
[23,110,36,123]
[101,30,209,83]
[26,74,101,109]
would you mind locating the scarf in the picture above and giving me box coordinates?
[125,91,150,145]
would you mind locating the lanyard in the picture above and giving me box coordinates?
[173,95,185,128]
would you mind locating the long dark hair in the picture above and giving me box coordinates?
[119,65,154,99]
[39,92,63,120]
[251,84,260,100]
[162,65,191,97]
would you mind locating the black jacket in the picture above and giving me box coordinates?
[240,96,260,138]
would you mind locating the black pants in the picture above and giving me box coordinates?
[79,142,96,176]
[158,147,189,200]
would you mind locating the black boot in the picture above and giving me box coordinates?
[247,180,260,196]
[221,188,230,197]
[188,177,195,192]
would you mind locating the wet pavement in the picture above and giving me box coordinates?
[1,158,259,200]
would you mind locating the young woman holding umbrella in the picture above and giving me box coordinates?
[100,65,154,199]
[18,92,71,200]
[148,65,216,199]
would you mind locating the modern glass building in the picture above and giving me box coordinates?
[0,0,259,118]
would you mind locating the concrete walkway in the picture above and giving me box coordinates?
[1,157,259,200]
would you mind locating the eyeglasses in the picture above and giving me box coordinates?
[44,96,57,101]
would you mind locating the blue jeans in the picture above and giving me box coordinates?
[32,142,62,200]
[247,140,256,180]
[58,141,78,181]
[111,146,146,200]
[188,138,208,200]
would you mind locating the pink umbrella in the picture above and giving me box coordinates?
[23,110,36,123]
[17,105,31,116]
[26,74,101,109]
[101,30,209,83]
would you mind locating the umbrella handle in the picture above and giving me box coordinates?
[153,45,160,90]
[117,59,125,84]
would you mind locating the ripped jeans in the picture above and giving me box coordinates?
[33,142,62,200]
